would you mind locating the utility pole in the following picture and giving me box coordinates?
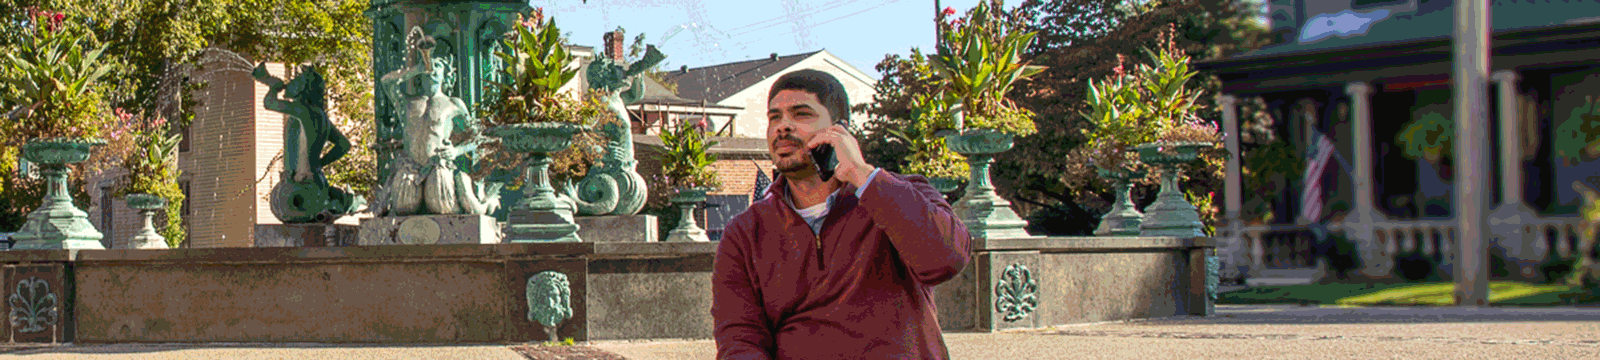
[1453,0,1491,307]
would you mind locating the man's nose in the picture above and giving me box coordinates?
[773,115,796,134]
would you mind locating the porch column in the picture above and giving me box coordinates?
[1345,82,1387,279]
[1219,95,1244,277]
[1488,70,1540,281]
[1452,0,1491,307]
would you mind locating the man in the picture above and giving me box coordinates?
[712,69,972,359]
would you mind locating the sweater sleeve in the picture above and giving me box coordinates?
[856,172,972,285]
[711,220,774,359]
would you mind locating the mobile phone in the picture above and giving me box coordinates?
[810,144,837,182]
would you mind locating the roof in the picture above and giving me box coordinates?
[660,51,823,103]
[629,75,698,105]
[1231,1,1600,60]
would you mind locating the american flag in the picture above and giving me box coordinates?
[1299,131,1337,224]
[753,162,773,199]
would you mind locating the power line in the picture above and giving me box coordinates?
[728,0,872,38]
[728,0,899,50]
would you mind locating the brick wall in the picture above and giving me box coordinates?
[635,143,773,207]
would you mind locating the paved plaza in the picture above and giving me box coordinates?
[0,305,1596,359]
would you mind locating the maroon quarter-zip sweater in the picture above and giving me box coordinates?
[712,171,972,359]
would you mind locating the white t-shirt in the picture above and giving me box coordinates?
[787,169,882,235]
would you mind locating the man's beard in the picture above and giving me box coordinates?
[772,134,812,175]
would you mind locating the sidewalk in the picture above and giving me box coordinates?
[3,305,1598,359]
[590,305,1600,360]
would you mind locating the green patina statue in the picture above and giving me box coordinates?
[561,41,667,216]
[374,27,503,217]
[253,64,366,223]
[526,270,573,342]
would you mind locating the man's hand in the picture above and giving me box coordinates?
[805,124,876,188]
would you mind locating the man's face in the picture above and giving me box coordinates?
[767,89,833,175]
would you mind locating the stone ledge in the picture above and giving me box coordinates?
[975,236,1216,252]
[0,249,77,262]
[593,242,718,256]
[70,243,596,263]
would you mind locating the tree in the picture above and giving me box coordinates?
[0,0,374,235]
[992,0,1270,235]
[855,48,952,179]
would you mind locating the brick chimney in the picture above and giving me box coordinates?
[604,29,625,63]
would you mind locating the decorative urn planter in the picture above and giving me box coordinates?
[664,186,716,242]
[943,128,1032,240]
[929,177,963,194]
[124,193,170,249]
[1093,166,1147,236]
[12,138,107,250]
[487,123,591,242]
[1132,141,1212,237]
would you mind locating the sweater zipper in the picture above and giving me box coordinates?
[815,236,823,271]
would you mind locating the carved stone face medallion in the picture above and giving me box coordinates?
[398,217,442,245]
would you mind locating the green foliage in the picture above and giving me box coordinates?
[482,12,582,127]
[931,0,1044,136]
[1565,181,1600,287]
[1552,97,1600,166]
[886,91,969,181]
[1220,282,1595,306]
[997,0,1269,235]
[657,119,721,190]
[0,7,116,143]
[1184,189,1217,237]
[1395,111,1453,163]
[112,112,184,247]
[1078,26,1211,172]
[0,0,376,233]
[538,337,577,347]
[855,48,944,177]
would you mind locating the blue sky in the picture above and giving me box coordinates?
[533,0,992,79]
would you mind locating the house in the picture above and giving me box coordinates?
[660,50,879,138]
[628,50,880,240]
[1196,0,1600,283]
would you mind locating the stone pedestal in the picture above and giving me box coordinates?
[575,215,658,242]
[358,215,501,245]
[256,224,360,247]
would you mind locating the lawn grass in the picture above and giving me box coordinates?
[1219,281,1598,306]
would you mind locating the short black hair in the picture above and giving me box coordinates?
[767,69,850,126]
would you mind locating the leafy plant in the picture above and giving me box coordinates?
[886,90,969,180]
[480,11,587,127]
[1566,181,1600,288]
[112,111,184,247]
[1185,189,1217,237]
[658,119,720,190]
[1551,97,1600,166]
[1078,25,1209,173]
[474,11,609,185]
[930,0,1045,136]
[1395,111,1453,163]
[0,7,116,144]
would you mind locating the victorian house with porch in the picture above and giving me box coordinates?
[1199,0,1600,282]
